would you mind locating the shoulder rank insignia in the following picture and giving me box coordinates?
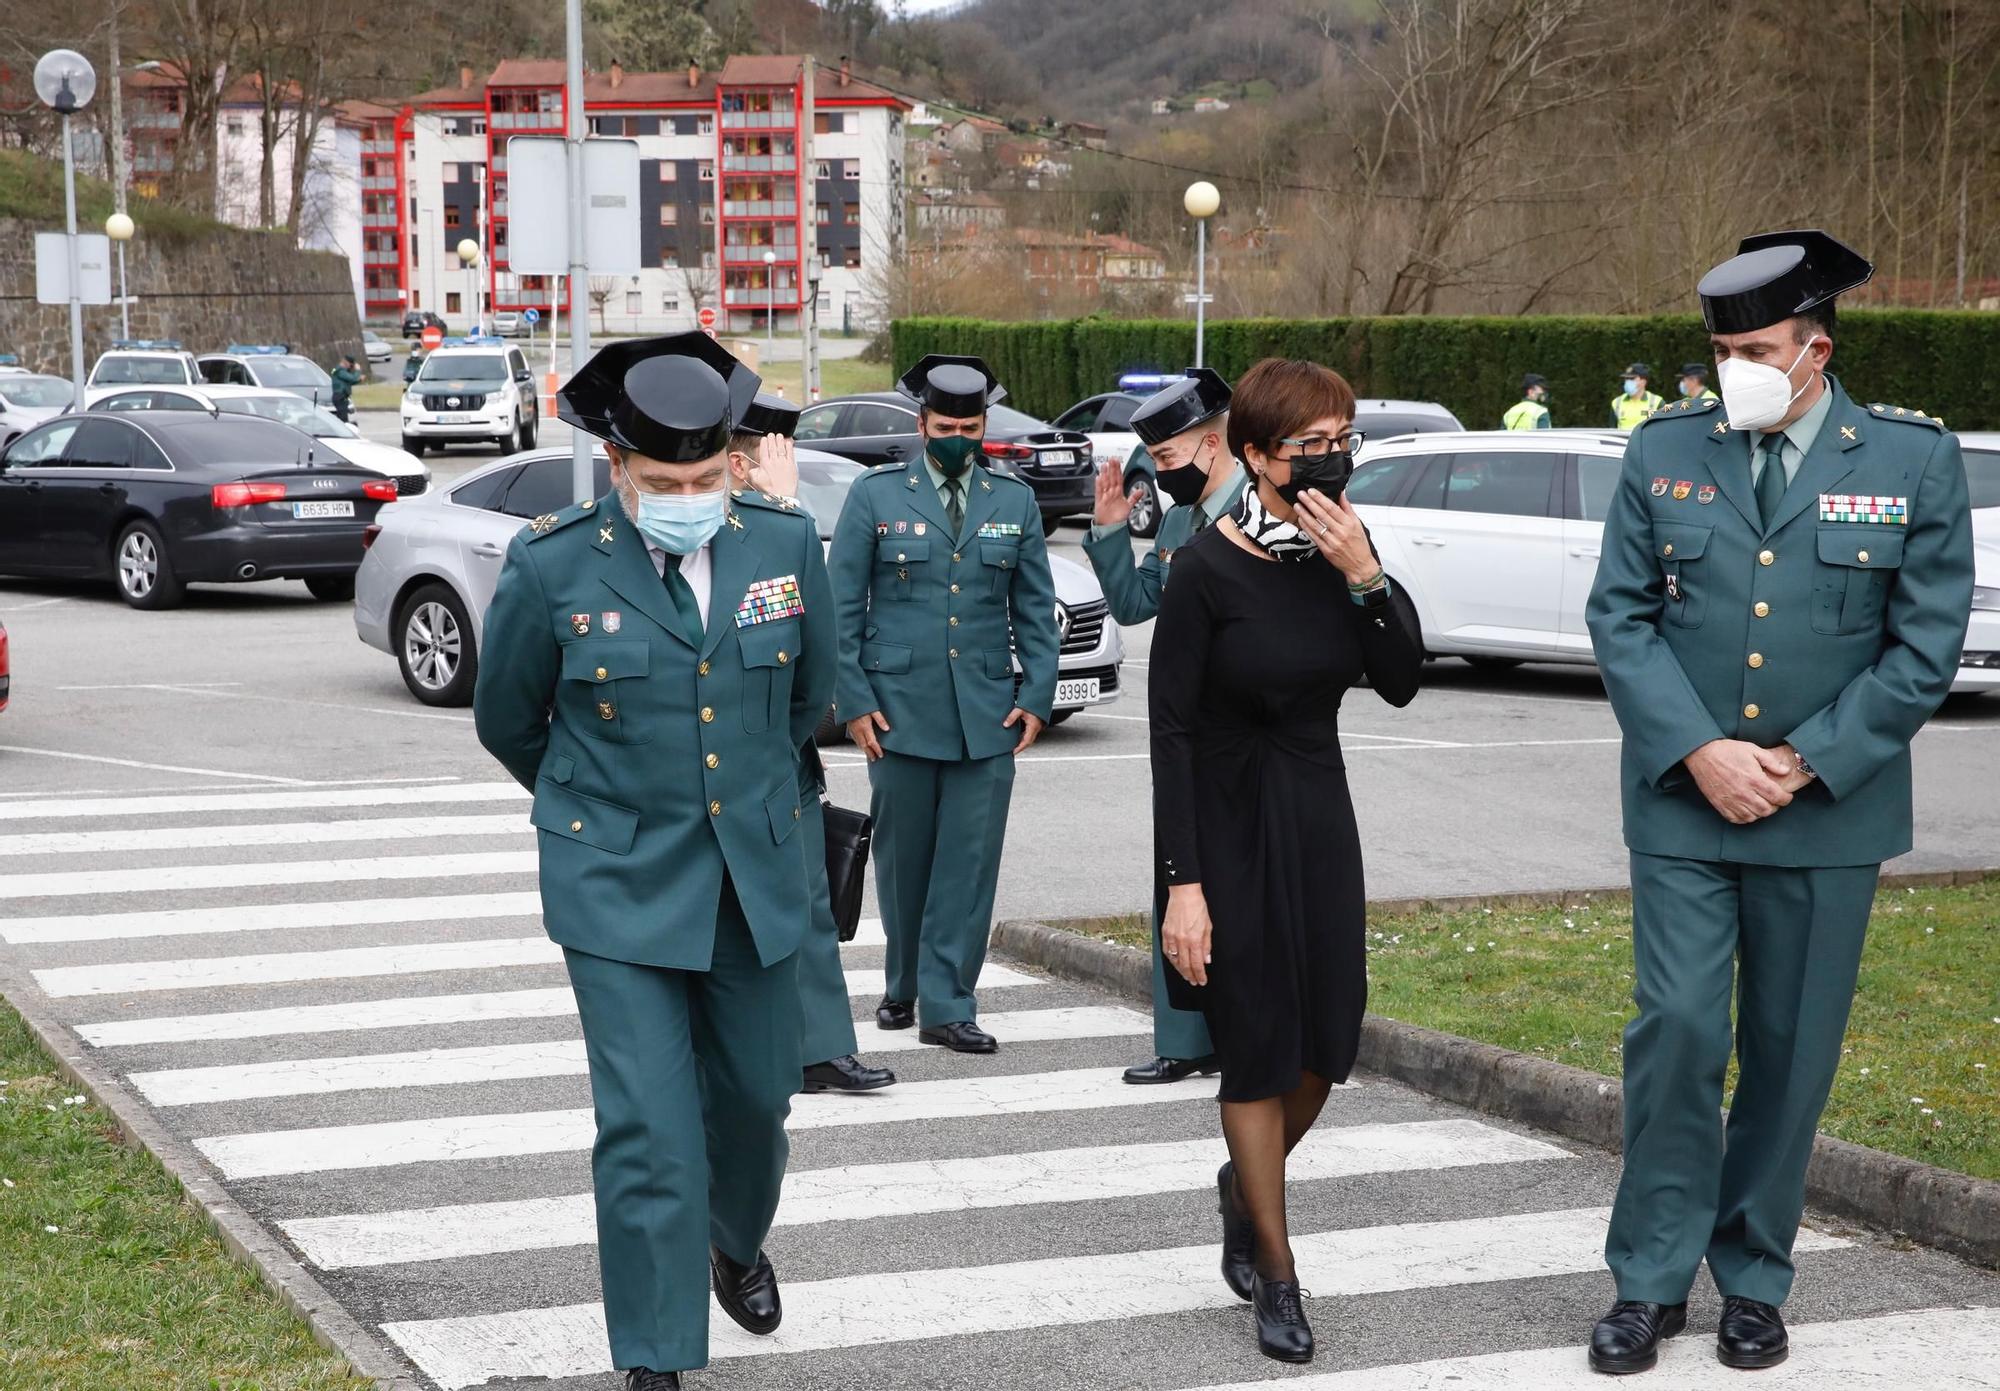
[1869,403,1946,431]
[1641,394,1720,426]
[530,513,559,534]
[524,505,593,541]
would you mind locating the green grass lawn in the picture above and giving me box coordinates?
[1063,877,2000,1180]
[352,355,888,418]
[0,1006,371,1391]
[0,148,228,244]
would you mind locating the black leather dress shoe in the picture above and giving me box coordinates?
[1122,1054,1220,1084]
[1216,1161,1255,1301]
[710,1246,781,1335]
[1251,1273,1313,1363]
[802,1055,897,1093]
[1716,1296,1788,1369]
[919,1020,998,1054]
[1589,1300,1688,1374]
[875,997,914,1030]
[624,1369,681,1391]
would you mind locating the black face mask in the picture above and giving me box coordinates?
[1155,440,1213,507]
[1270,444,1353,506]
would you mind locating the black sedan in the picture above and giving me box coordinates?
[0,411,397,609]
[794,392,1093,535]
[401,310,447,339]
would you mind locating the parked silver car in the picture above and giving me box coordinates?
[353,446,1127,720]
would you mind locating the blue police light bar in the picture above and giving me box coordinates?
[111,339,184,351]
[0,354,18,366]
[1118,372,1178,393]
[440,335,505,347]
[224,343,292,355]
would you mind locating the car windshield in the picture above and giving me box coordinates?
[418,354,507,384]
[1356,410,1460,438]
[797,454,866,538]
[987,405,1048,433]
[93,356,186,384]
[1964,448,2000,510]
[0,376,74,408]
[215,395,357,438]
[253,356,332,387]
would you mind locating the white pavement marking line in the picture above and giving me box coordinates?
[127,987,1065,1107]
[0,744,310,785]
[58,681,243,690]
[379,1209,1850,1385]
[3,890,545,947]
[194,1065,1225,1179]
[283,1118,1569,1270]
[149,682,476,723]
[0,813,530,857]
[826,739,1624,768]
[0,775,468,802]
[5,596,71,610]
[37,935,1016,999]
[0,850,537,903]
[1179,1307,2000,1390]
[0,781,526,823]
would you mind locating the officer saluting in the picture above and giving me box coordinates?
[474,335,835,1391]
[827,354,1058,1053]
[1081,367,1241,1084]
[1584,231,1973,1376]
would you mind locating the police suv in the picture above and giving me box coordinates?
[398,338,540,456]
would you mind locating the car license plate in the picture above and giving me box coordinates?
[1055,677,1100,705]
[291,500,354,519]
[436,413,471,424]
[1042,450,1076,465]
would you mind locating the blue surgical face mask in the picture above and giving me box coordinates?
[1623,378,1642,397]
[624,483,727,554]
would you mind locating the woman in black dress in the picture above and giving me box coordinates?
[1151,358,1423,1363]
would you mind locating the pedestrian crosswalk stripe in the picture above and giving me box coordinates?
[79,986,580,1046]
[282,1119,1569,1270]
[128,999,1115,1106]
[194,1065,1231,1179]
[1,891,546,947]
[0,850,537,902]
[1178,1307,2000,1390]
[0,813,530,858]
[0,781,526,822]
[379,1208,1851,1386]
[36,934,1030,999]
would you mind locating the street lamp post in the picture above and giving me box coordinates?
[106,212,134,341]
[762,249,777,368]
[457,238,481,335]
[34,49,98,409]
[1183,180,1220,369]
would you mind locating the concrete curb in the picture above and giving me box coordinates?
[994,868,2000,1273]
[0,962,421,1391]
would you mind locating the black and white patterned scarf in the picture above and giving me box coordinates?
[1234,481,1319,562]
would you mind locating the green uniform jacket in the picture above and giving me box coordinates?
[1585,379,1973,866]
[473,492,836,970]
[1080,472,1248,625]
[828,461,1059,762]
[330,364,362,402]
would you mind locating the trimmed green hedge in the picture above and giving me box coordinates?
[893,312,2000,431]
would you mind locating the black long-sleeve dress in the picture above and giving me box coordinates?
[1149,523,1424,1102]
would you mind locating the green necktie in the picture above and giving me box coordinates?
[944,477,965,534]
[1756,432,1789,527]
[1189,503,1210,534]
[663,552,704,642]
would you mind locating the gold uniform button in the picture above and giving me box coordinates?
[700,706,714,723]
[952,552,963,563]
[1744,703,1761,720]
[1758,549,1775,566]
[949,647,960,659]
[776,651,789,665]
[594,666,608,680]
[950,583,961,594]
[698,661,711,677]
[948,616,960,627]
[569,819,583,833]
[705,753,719,769]
[709,800,722,816]
[1858,549,1870,563]
[897,552,907,562]
[1662,543,1674,557]
[1747,653,1764,669]
[1754,601,1770,618]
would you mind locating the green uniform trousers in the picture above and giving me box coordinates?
[869,748,1015,1028]
[562,881,800,1375]
[1607,851,1878,1308]
[1149,830,1213,1059]
[794,790,861,1066]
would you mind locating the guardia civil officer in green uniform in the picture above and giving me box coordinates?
[1610,362,1665,430]
[1081,367,1243,1084]
[474,336,836,1391]
[827,354,1059,1053]
[726,391,897,1095]
[1584,231,1973,1376]
[1504,373,1553,430]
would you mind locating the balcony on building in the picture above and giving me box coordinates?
[719,93,797,130]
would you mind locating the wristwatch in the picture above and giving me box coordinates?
[1793,749,1818,782]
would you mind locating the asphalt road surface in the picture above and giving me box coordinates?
[1,534,1997,1389]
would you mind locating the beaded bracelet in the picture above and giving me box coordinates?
[1346,569,1388,593]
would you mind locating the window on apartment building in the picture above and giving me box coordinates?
[818,291,832,312]
[844,246,861,269]
[843,201,860,223]
[819,248,832,268]
[661,249,680,269]
[662,295,678,313]
[698,161,714,180]
[843,160,862,180]
[227,117,245,137]
[444,207,461,229]
[699,205,715,225]
[659,161,676,182]
[815,202,830,225]
[701,250,716,269]
[698,116,714,135]
[814,160,831,180]
[660,205,677,226]
[626,291,641,315]
[446,292,462,313]
[813,113,850,135]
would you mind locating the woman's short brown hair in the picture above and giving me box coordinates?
[1226,358,1357,462]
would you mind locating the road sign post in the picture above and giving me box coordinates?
[421,324,444,352]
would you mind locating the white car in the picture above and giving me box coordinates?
[1351,429,1999,694]
[0,372,74,449]
[399,341,540,456]
[354,446,1125,719]
[87,346,202,388]
[196,348,335,406]
[362,330,394,364]
[85,383,432,496]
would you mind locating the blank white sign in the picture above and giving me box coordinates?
[506,137,641,275]
[35,232,112,305]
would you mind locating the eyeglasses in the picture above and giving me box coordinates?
[1273,432,1363,464]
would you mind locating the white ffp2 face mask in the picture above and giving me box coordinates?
[1718,336,1821,432]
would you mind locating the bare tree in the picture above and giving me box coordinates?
[588,276,619,333]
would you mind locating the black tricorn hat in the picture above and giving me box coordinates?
[737,391,801,439]
[1698,229,1874,335]
[558,333,761,462]
[1130,367,1232,448]
[896,354,1007,416]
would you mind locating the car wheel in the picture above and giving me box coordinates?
[396,582,478,706]
[113,520,185,610]
[1465,656,1524,672]
[402,436,426,457]
[519,413,538,451]
[1041,512,1063,537]
[1125,474,1161,539]
[1048,709,1076,726]
[812,705,845,747]
[305,574,356,602]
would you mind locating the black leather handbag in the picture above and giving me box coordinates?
[821,799,874,942]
